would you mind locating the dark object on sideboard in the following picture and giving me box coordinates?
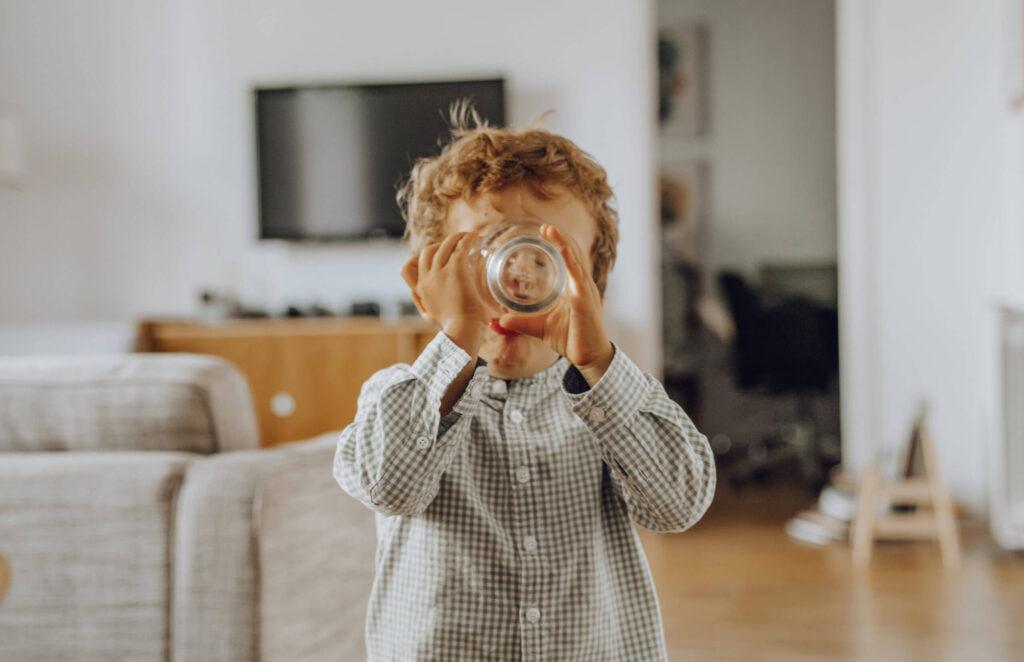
[350,301,381,317]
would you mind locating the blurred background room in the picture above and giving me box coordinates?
[1,0,1023,660]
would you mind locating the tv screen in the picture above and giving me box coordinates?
[255,78,505,241]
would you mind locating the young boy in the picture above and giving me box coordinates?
[333,110,716,661]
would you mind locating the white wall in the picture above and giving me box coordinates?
[0,0,660,370]
[838,0,1021,513]
[659,0,836,275]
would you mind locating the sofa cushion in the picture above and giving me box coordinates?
[172,434,375,662]
[0,452,192,660]
[256,437,376,662]
[0,354,259,453]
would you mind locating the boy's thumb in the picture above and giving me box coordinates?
[498,314,544,339]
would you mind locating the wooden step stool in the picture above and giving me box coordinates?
[850,404,962,568]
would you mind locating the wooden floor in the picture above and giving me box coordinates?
[640,484,1024,661]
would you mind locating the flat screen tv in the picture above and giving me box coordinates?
[255,78,505,241]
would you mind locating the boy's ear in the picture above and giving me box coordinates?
[400,256,434,323]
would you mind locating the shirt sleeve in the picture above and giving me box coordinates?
[561,344,716,532]
[333,330,486,517]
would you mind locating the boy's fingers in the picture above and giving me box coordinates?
[492,224,518,246]
[419,242,441,274]
[434,232,467,269]
[498,313,546,339]
[453,232,482,267]
[542,225,589,294]
[543,225,585,274]
[456,231,480,253]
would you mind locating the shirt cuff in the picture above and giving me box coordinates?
[561,343,650,428]
[409,330,474,403]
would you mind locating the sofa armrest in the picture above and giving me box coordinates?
[173,433,376,662]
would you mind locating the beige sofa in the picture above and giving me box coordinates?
[0,354,375,661]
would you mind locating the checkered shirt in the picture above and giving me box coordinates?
[333,331,716,661]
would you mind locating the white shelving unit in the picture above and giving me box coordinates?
[995,307,1024,549]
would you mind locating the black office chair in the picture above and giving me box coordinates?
[717,272,839,489]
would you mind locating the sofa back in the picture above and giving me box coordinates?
[0,354,259,453]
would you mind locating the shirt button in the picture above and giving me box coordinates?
[525,607,541,624]
[523,535,538,553]
[509,409,524,424]
[415,435,431,449]
[587,406,606,422]
[515,467,531,484]
[491,381,506,395]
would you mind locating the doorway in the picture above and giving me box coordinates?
[657,0,839,496]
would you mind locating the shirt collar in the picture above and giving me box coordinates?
[473,355,570,388]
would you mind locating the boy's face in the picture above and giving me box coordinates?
[446,186,598,380]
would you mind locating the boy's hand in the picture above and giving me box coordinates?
[498,224,615,386]
[401,231,492,355]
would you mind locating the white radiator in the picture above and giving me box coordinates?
[994,308,1024,549]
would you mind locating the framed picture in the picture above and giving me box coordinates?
[660,159,711,265]
[658,23,710,137]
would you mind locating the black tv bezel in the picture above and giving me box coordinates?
[253,77,506,243]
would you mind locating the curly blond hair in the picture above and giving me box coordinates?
[396,102,619,295]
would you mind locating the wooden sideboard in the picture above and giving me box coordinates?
[137,317,437,447]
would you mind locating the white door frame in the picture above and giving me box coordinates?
[836,0,879,473]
